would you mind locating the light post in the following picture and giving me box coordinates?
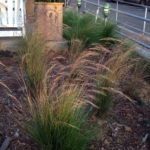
[103,3,110,25]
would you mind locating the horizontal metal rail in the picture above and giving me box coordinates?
[83,0,150,23]
[83,9,150,49]
[119,22,150,36]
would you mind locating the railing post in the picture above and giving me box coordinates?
[95,0,100,22]
[116,0,119,22]
[143,7,147,35]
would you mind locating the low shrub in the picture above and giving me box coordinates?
[63,10,117,48]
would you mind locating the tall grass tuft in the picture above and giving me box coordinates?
[17,34,99,150]
[25,85,97,150]
[94,40,134,113]
[63,10,117,49]
[18,34,46,95]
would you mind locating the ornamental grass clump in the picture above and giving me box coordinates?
[63,10,117,48]
[17,34,98,150]
[18,35,46,95]
[26,85,97,150]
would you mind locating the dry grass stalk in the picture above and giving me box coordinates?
[40,39,135,114]
[102,87,136,103]
[0,61,6,68]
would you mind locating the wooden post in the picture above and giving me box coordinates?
[34,2,63,41]
[25,0,34,34]
[26,0,34,21]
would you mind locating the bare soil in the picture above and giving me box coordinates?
[0,54,40,150]
[91,97,150,150]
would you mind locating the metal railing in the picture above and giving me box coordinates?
[70,0,150,48]
[83,0,150,34]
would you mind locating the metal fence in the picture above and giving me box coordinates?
[70,0,150,49]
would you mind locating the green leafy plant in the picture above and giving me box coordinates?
[63,10,117,49]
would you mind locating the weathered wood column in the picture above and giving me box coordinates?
[26,0,34,21]
[25,0,35,33]
[34,2,63,41]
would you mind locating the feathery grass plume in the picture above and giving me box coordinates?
[18,34,46,95]
[0,61,10,91]
[45,39,135,114]
[120,51,150,105]
[0,61,6,68]
[95,40,134,113]
[63,10,117,49]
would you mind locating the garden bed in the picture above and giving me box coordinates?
[0,51,150,150]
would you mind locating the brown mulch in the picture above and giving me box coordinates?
[0,54,40,150]
[92,97,150,150]
[0,54,150,150]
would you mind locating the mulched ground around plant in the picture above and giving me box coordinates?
[0,54,150,150]
[0,54,41,150]
[92,97,150,150]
